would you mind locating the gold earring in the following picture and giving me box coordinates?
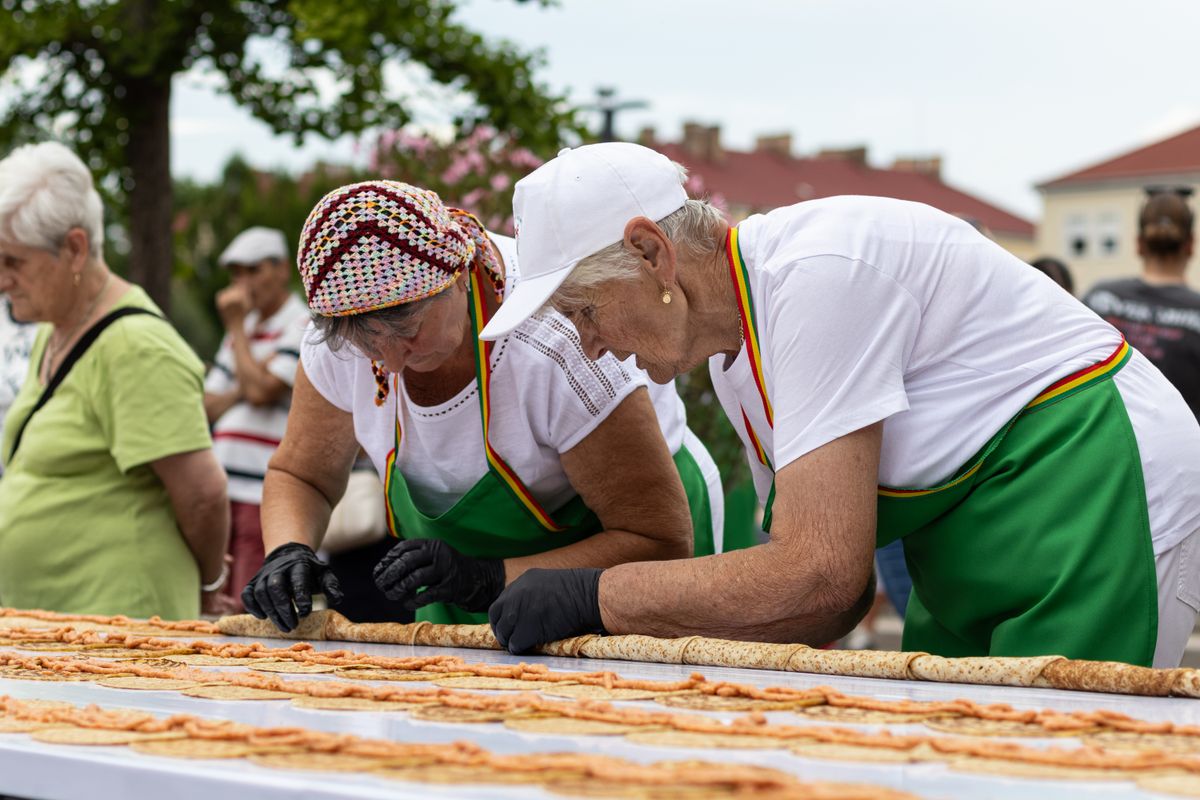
[661,289,672,304]
[73,272,81,287]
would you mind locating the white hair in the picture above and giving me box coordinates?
[0,141,105,257]
[552,163,725,311]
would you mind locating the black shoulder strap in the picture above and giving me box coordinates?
[7,307,160,463]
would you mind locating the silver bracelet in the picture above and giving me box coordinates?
[201,563,230,593]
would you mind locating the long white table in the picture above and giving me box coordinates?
[0,635,1195,800]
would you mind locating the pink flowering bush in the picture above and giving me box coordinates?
[367,125,543,235]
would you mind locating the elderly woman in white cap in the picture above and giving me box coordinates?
[241,180,724,631]
[0,141,229,618]
[482,143,1200,668]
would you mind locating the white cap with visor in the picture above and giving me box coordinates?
[479,142,687,340]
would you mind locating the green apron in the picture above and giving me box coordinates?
[727,227,1158,665]
[880,341,1157,665]
[384,263,714,624]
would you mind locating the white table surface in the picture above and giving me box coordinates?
[0,636,1195,800]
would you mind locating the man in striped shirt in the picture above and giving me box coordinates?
[203,227,309,609]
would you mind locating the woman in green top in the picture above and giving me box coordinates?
[0,142,231,619]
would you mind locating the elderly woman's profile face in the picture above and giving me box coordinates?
[558,272,694,385]
[0,238,73,323]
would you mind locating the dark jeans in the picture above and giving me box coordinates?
[875,538,912,618]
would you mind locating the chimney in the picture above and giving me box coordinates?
[755,133,793,158]
[681,121,723,163]
[637,126,657,147]
[816,146,868,166]
[891,155,943,180]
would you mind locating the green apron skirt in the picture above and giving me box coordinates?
[882,342,1157,664]
[765,340,1158,664]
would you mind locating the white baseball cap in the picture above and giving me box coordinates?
[479,142,687,340]
[218,226,289,267]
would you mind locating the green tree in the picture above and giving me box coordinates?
[171,155,361,360]
[0,0,575,312]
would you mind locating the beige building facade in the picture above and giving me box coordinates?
[1036,124,1200,294]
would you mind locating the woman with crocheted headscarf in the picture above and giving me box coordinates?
[241,181,725,630]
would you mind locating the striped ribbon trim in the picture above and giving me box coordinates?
[878,339,1130,498]
[467,265,565,532]
[384,401,401,538]
[726,227,773,427]
[1025,339,1130,410]
[741,408,772,470]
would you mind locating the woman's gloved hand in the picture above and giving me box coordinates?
[373,538,505,613]
[242,542,344,632]
[489,568,605,654]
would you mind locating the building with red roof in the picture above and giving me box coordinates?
[642,123,1036,260]
[1036,123,1200,290]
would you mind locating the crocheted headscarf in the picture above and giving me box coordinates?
[297,180,503,403]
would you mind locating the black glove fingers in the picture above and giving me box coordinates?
[320,568,345,606]
[266,570,298,632]
[382,563,441,604]
[289,561,316,618]
[255,574,289,632]
[242,580,267,619]
[375,545,437,594]
[372,538,422,579]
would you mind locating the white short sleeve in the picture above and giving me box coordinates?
[300,328,355,413]
[765,255,919,470]
[506,311,647,454]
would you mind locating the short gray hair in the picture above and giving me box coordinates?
[0,141,105,257]
[552,180,725,312]
[308,293,442,354]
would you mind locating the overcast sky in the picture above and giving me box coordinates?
[168,0,1200,220]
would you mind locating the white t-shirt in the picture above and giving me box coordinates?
[205,293,309,504]
[711,196,1200,555]
[302,235,695,519]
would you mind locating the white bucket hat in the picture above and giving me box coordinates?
[479,142,686,340]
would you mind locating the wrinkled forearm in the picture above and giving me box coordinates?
[175,488,230,585]
[596,542,874,644]
[504,526,690,586]
[228,328,287,406]
[203,389,240,424]
[260,466,338,555]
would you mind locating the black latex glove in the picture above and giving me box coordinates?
[489,568,605,654]
[242,542,344,633]
[372,538,505,612]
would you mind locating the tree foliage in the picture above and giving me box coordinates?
[0,0,574,177]
[0,0,577,308]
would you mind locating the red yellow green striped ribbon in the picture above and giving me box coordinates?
[384,378,402,537]
[467,265,566,532]
[878,339,1130,498]
[726,227,773,428]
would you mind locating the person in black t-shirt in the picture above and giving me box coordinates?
[1084,188,1200,421]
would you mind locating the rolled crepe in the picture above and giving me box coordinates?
[414,624,501,650]
[681,638,807,671]
[787,648,923,680]
[536,635,600,658]
[577,635,698,664]
[217,611,331,641]
[908,655,1064,687]
[1036,659,1182,696]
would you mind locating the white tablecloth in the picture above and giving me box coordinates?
[0,636,1194,800]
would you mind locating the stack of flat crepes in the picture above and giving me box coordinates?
[216,610,1200,698]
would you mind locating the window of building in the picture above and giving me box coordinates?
[1097,212,1120,257]
[1065,214,1088,258]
